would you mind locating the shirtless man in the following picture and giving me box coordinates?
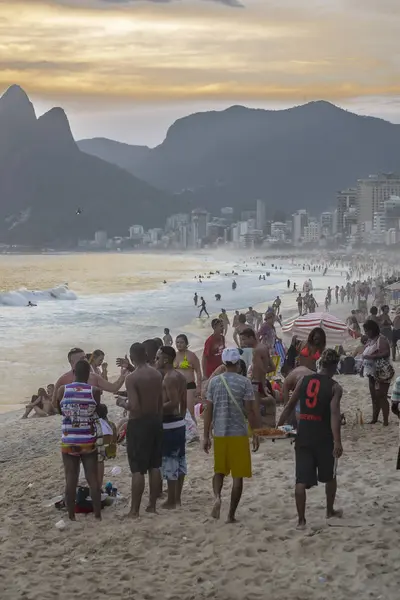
[22,387,55,418]
[239,328,275,413]
[53,347,126,408]
[282,366,314,427]
[233,314,252,347]
[116,343,163,517]
[155,346,187,509]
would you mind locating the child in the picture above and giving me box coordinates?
[96,404,117,488]
[163,328,173,347]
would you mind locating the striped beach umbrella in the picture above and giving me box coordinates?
[281,312,350,345]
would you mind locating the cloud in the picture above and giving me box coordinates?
[202,0,244,7]
[0,0,398,106]
[64,0,245,6]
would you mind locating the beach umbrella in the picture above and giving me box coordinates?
[281,312,350,345]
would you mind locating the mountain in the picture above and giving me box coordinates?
[79,101,400,214]
[78,138,150,173]
[0,86,175,247]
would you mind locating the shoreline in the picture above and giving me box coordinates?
[3,263,349,421]
[2,256,400,599]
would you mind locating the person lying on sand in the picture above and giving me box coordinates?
[22,387,56,418]
[278,349,343,529]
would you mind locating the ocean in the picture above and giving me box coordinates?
[0,251,291,412]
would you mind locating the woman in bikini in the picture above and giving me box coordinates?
[88,349,108,380]
[296,327,326,371]
[174,334,202,420]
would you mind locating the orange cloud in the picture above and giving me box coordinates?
[0,0,399,103]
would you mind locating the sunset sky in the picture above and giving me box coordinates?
[1,0,399,145]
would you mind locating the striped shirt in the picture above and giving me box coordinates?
[60,382,97,454]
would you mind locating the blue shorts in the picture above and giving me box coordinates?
[162,453,187,481]
[162,420,186,481]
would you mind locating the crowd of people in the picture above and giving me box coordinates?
[24,255,400,529]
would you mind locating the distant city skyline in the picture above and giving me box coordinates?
[1,0,400,145]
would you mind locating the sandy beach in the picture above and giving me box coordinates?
[2,255,400,599]
[2,371,400,600]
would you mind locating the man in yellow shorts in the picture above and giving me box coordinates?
[203,348,261,523]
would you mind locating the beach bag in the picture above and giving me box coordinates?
[75,486,106,514]
[185,409,199,443]
[339,356,356,375]
[375,358,395,383]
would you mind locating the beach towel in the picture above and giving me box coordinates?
[274,339,286,364]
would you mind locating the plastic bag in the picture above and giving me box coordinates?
[185,409,199,443]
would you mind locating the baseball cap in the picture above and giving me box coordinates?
[222,348,241,364]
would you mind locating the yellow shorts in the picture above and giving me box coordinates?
[213,436,252,479]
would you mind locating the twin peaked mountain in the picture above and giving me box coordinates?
[0,85,172,246]
[2,84,400,246]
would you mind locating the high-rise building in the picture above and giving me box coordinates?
[94,230,107,246]
[191,209,209,240]
[384,196,400,231]
[303,221,320,243]
[165,213,189,232]
[256,199,266,231]
[129,224,144,238]
[292,210,308,245]
[357,173,400,233]
[320,212,333,235]
[270,222,287,241]
[336,188,356,235]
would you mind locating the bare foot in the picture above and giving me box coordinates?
[296,520,306,530]
[145,505,157,514]
[327,508,343,519]
[161,501,176,510]
[211,497,221,519]
[226,515,238,524]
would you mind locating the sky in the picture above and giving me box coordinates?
[1,0,400,146]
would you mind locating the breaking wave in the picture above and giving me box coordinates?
[0,284,77,306]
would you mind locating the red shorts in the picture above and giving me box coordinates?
[251,381,264,395]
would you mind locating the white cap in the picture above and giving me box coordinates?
[222,348,241,364]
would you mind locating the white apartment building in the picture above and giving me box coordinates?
[94,230,107,246]
[129,224,144,238]
[270,221,287,241]
[357,173,400,235]
[303,221,320,243]
[292,210,308,245]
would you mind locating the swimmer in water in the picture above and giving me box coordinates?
[27,301,37,307]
